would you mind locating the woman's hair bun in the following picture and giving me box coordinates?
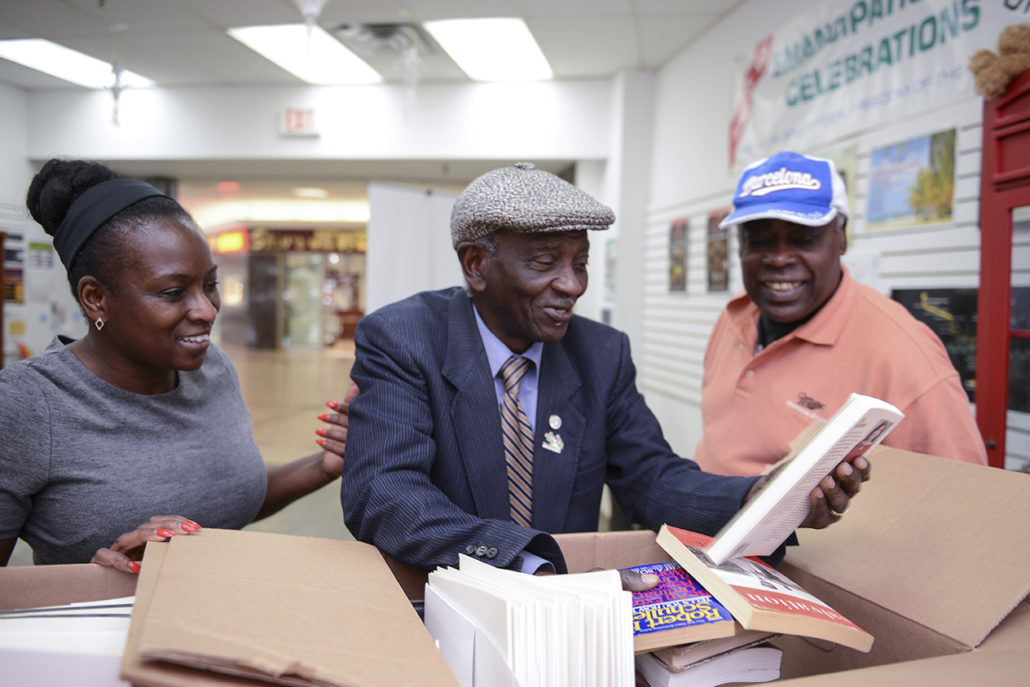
[26,159,118,238]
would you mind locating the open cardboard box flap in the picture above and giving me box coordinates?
[780,446,1030,649]
[121,529,459,687]
[556,447,1030,683]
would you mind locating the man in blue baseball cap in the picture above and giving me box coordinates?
[693,152,987,477]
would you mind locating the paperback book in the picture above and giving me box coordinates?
[704,392,903,565]
[624,561,737,653]
[650,630,776,671]
[635,643,782,687]
[656,526,873,652]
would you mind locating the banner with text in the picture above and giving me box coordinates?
[730,0,1024,169]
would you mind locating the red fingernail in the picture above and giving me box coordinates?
[182,520,201,532]
[318,413,329,421]
[129,561,141,574]
[315,428,326,437]
[326,401,339,409]
[156,528,175,538]
[316,438,326,446]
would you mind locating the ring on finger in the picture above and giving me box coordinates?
[829,504,849,518]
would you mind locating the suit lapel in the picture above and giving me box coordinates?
[442,291,511,521]
[532,340,584,532]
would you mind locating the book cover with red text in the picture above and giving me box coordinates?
[624,561,737,653]
[656,526,873,653]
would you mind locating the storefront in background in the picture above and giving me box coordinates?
[208,226,366,349]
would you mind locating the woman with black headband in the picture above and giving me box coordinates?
[0,159,352,573]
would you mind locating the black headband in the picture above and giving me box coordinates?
[53,178,169,270]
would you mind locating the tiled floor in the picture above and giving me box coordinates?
[8,341,357,566]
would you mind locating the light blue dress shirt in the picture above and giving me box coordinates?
[472,305,553,574]
[473,306,543,433]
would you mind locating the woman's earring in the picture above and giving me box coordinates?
[94,317,105,332]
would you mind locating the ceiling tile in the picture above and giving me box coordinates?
[529,16,641,76]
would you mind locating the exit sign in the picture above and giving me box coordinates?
[279,108,319,137]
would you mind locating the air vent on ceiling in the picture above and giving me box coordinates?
[330,22,464,84]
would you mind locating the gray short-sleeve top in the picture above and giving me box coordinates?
[0,337,267,564]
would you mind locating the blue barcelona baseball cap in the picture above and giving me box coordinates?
[719,151,849,229]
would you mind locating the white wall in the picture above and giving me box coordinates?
[366,182,461,314]
[24,81,612,164]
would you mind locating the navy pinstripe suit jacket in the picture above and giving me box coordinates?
[341,287,757,572]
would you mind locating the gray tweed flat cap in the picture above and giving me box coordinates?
[451,162,615,248]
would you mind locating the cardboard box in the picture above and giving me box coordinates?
[0,563,138,687]
[554,446,1030,685]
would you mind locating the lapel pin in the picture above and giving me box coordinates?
[542,431,564,454]
[549,414,562,430]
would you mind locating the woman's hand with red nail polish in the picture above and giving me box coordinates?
[89,515,204,574]
[317,381,358,477]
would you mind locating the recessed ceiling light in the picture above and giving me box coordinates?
[227,24,382,85]
[0,38,154,89]
[423,18,552,82]
[294,187,329,199]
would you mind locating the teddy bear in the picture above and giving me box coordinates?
[970,23,1030,99]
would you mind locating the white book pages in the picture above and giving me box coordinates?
[706,392,904,564]
[0,596,134,656]
[429,557,634,687]
[425,584,517,687]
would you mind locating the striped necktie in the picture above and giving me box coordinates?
[499,355,534,527]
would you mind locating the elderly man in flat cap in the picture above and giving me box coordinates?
[341,162,867,575]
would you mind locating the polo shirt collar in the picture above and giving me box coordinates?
[727,266,855,349]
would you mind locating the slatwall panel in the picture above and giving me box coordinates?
[639,96,1030,468]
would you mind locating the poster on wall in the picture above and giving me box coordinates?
[707,209,730,293]
[669,218,689,293]
[867,128,956,230]
[3,269,24,304]
[4,231,25,305]
[893,286,1030,413]
[728,0,1016,170]
[891,288,977,402]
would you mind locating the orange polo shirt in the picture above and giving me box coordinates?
[694,268,988,476]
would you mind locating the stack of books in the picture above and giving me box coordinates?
[625,560,780,686]
[636,637,782,687]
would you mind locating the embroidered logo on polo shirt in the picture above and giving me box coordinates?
[786,392,828,423]
[796,392,824,410]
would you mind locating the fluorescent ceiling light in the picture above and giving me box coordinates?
[423,18,552,82]
[227,24,381,85]
[294,186,329,199]
[0,38,154,89]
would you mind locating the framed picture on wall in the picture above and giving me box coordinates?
[669,218,688,293]
[867,128,956,231]
[707,209,730,292]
